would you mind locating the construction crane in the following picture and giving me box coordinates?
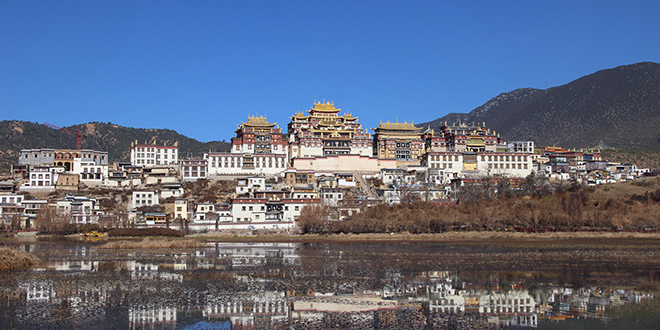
[43,123,87,150]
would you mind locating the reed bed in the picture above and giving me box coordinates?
[0,247,40,271]
[99,237,205,249]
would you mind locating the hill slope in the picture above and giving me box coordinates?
[421,62,660,150]
[0,121,231,173]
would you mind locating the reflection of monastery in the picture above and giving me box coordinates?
[10,244,655,330]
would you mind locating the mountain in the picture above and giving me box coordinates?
[0,121,231,174]
[420,62,660,150]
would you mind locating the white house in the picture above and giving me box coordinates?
[56,195,99,224]
[130,142,179,167]
[131,191,160,210]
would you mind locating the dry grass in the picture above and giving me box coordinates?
[0,247,40,271]
[592,176,660,200]
[99,237,206,249]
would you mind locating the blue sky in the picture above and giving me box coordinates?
[1,1,659,142]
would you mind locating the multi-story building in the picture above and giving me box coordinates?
[174,198,193,220]
[425,122,504,153]
[180,158,207,182]
[423,151,533,179]
[22,166,58,191]
[55,195,99,224]
[78,164,108,186]
[372,120,425,162]
[131,191,160,210]
[130,141,178,167]
[287,101,373,158]
[507,141,535,153]
[235,176,266,195]
[231,197,319,226]
[0,193,25,228]
[230,115,288,155]
[19,148,108,171]
[206,116,289,177]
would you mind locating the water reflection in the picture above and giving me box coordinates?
[1,241,658,329]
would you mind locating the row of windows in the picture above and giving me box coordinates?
[429,155,530,162]
[184,171,206,177]
[212,157,285,168]
[30,180,51,186]
[430,155,458,162]
[134,193,154,199]
[488,163,528,169]
[483,155,528,162]
[240,205,300,212]
[135,153,172,159]
[134,147,176,153]
[430,163,454,169]
[0,196,23,204]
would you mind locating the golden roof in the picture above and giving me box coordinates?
[309,100,341,112]
[291,112,307,119]
[374,120,421,131]
[342,113,358,121]
[240,115,276,128]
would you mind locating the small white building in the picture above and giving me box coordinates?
[56,195,99,224]
[320,188,343,207]
[78,164,109,186]
[174,198,192,220]
[180,158,207,182]
[21,167,57,192]
[235,177,266,195]
[507,141,535,153]
[131,191,160,210]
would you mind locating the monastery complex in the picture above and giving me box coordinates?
[5,100,637,231]
[180,101,535,180]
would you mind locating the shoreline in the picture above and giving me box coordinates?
[9,231,660,245]
[188,231,660,243]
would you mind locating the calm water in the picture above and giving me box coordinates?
[1,238,660,329]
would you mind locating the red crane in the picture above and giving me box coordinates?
[43,123,87,150]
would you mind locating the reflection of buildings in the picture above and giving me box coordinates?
[47,260,99,271]
[129,305,176,329]
[204,293,289,328]
[20,281,55,303]
[128,261,183,281]
[6,245,656,329]
[212,242,300,268]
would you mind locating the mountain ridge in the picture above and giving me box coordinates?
[0,121,231,173]
[420,62,660,150]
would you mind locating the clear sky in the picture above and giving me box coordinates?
[1,1,659,142]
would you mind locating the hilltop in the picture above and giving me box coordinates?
[420,62,660,150]
[0,121,231,173]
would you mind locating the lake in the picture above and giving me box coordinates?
[1,237,659,329]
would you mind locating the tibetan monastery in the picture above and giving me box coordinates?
[205,115,288,176]
[287,101,373,158]
[425,121,505,153]
[372,120,425,161]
